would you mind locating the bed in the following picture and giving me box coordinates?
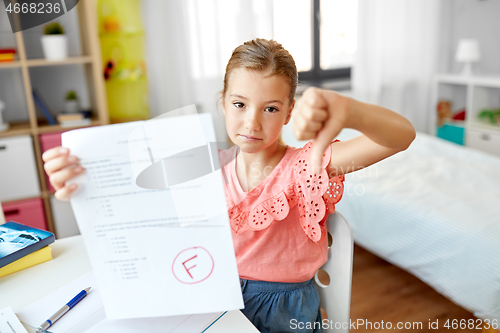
[283,127,500,323]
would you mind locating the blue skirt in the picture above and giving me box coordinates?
[240,278,323,333]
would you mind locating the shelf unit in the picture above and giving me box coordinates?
[430,74,500,157]
[0,0,108,235]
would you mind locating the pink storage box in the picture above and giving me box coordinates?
[2,198,47,231]
[39,132,64,193]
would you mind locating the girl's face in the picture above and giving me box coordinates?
[222,68,294,154]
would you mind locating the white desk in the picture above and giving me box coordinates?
[0,235,258,333]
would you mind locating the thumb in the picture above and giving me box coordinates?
[311,112,343,175]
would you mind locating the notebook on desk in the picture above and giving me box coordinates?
[16,271,225,333]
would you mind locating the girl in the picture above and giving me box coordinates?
[43,39,415,333]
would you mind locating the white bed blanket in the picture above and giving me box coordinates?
[332,131,500,322]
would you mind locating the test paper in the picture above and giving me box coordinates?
[62,109,243,319]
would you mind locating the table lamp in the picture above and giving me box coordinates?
[455,39,480,76]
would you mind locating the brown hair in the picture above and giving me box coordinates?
[222,38,298,103]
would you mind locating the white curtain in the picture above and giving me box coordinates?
[142,0,273,141]
[352,0,443,133]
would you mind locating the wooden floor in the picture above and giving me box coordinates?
[350,244,479,332]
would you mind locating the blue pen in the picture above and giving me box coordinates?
[36,287,91,333]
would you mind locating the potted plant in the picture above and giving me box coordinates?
[41,22,67,61]
[64,90,79,113]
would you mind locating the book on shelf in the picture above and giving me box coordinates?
[59,118,92,128]
[0,221,55,270]
[57,113,85,122]
[0,54,15,62]
[57,110,93,127]
[0,245,52,277]
[32,90,57,125]
[0,48,16,62]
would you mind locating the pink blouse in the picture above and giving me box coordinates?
[219,141,344,283]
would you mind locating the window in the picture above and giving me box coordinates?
[273,0,312,72]
[273,0,358,85]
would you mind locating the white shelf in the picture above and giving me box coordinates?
[470,76,500,87]
[0,61,21,68]
[434,73,500,87]
[469,122,500,134]
[26,56,92,67]
[431,74,500,157]
[434,74,471,85]
[0,0,108,236]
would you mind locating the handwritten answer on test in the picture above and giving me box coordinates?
[62,112,243,319]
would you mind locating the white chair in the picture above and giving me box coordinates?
[314,211,354,333]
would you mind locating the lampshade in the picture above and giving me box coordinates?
[455,39,481,62]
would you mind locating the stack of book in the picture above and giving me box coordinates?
[57,112,91,128]
[32,90,93,128]
[0,49,16,62]
[0,221,55,278]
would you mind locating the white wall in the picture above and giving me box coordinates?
[441,0,500,76]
